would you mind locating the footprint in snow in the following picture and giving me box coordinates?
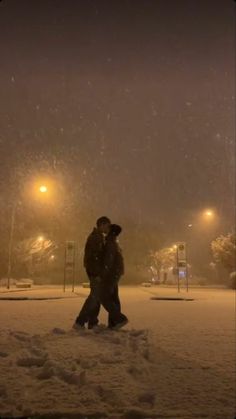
[51,327,66,335]
[9,331,31,342]
[17,352,47,368]
[0,351,8,358]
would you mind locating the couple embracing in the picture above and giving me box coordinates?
[73,216,128,330]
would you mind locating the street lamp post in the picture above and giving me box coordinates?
[7,202,17,289]
[184,208,218,290]
[6,184,49,290]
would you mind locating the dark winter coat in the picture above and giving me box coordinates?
[102,236,124,283]
[83,228,105,277]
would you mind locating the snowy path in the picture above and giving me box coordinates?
[0,286,235,418]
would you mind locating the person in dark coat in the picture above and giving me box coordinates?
[73,216,111,329]
[100,224,128,329]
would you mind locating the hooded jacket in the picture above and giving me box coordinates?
[83,228,105,276]
[102,234,124,282]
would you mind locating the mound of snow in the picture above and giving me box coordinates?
[0,327,158,418]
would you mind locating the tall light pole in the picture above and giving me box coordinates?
[7,202,17,289]
[7,184,49,290]
[184,208,218,284]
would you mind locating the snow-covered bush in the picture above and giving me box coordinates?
[211,233,236,273]
[16,278,34,285]
[0,278,17,287]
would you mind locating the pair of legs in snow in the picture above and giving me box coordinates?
[75,275,128,329]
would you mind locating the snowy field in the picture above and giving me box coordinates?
[0,285,235,419]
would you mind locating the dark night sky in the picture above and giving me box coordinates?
[0,0,235,236]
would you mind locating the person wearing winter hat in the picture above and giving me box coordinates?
[73,216,111,329]
[100,224,128,329]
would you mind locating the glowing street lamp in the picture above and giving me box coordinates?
[39,185,48,193]
[202,209,215,222]
[205,210,213,217]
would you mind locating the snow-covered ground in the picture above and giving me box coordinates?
[0,286,235,418]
